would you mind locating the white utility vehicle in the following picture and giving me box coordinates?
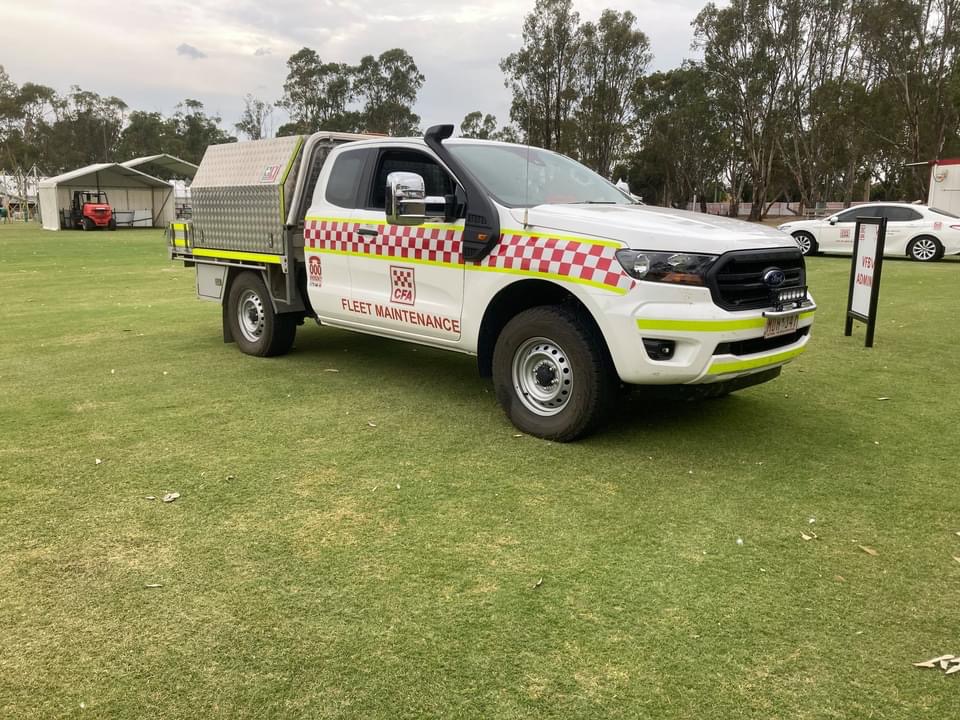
[169,125,815,440]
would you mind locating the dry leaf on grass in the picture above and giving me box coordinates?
[801,532,817,541]
[532,577,543,589]
[946,664,960,675]
[876,397,890,401]
[324,369,339,373]
[144,583,163,589]
[367,421,377,428]
[144,495,156,500]
[953,556,960,565]
[858,545,878,556]
[162,492,180,503]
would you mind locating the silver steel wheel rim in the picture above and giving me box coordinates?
[795,234,811,254]
[237,289,265,342]
[511,337,573,417]
[912,238,937,260]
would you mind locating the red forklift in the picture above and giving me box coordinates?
[69,190,116,230]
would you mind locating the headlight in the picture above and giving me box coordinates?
[615,250,718,286]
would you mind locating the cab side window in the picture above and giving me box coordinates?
[324,149,368,208]
[368,150,457,210]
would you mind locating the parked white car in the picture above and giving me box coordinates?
[778,203,960,261]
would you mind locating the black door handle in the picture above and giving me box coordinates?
[357,228,379,237]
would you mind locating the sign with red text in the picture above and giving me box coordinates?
[850,223,878,316]
[845,216,887,347]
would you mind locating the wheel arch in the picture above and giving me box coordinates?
[906,233,944,260]
[476,278,612,378]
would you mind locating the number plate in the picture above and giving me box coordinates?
[764,313,798,339]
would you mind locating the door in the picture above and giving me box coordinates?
[820,206,877,252]
[346,148,465,342]
[877,205,924,255]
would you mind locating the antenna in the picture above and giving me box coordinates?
[523,99,532,228]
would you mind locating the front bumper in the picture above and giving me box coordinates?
[592,284,815,385]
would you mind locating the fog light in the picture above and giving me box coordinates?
[642,338,676,361]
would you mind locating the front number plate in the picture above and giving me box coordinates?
[764,314,799,339]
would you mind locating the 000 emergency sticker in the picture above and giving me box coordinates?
[308,255,322,288]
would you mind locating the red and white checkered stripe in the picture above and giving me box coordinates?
[306,220,459,264]
[485,234,635,293]
[304,219,634,293]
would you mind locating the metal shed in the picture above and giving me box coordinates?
[38,163,175,231]
[121,154,198,179]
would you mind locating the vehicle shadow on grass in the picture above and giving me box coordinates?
[289,324,486,394]
[597,382,849,450]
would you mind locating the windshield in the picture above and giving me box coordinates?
[446,143,634,208]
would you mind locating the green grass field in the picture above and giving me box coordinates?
[1,223,959,718]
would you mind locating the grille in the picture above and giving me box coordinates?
[707,249,806,311]
[714,326,810,356]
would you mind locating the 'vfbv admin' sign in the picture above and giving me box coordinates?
[845,216,887,347]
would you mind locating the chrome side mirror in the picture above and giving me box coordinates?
[386,172,425,225]
[385,171,447,226]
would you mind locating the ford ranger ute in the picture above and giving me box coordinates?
[168,125,815,440]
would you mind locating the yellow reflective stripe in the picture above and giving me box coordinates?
[304,246,628,295]
[279,137,304,223]
[302,217,622,247]
[191,248,283,264]
[466,262,628,294]
[638,309,816,333]
[173,239,187,247]
[638,317,765,332]
[172,222,188,231]
[500,228,623,248]
[707,346,806,376]
[303,216,463,232]
[305,246,460,270]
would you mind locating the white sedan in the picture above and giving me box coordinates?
[778,203,960,261]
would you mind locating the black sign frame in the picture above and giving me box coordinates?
[844,215,887,348]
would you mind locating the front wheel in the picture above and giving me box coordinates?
[226,271,297,357]
[82,218,94,231]
[907,236,943,262]
[492,305,617,441]
[792,231,818,256]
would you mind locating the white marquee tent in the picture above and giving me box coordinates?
[38,163,175,231]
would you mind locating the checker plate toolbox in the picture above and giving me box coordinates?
[167,132,370,269]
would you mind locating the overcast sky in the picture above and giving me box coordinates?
[5,0,710,135]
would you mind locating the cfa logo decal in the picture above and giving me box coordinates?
[308,255,322,287]
[390,266,416,305]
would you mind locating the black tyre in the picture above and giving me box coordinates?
[226,271,297,357]
[792,231,818,256]
[492,305,617,441]
[108,218,117,231]
[907,235,943,262]
[82,217,94,231]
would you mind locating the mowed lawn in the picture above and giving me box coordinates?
[1,222,959,719]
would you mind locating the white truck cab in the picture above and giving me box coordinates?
[169,125,815,440]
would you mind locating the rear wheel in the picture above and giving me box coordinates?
[492,305,617,441]
[907,235,943,262]
[792,231,818,256]
[227,271,297,357]
[108,218,117,231]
